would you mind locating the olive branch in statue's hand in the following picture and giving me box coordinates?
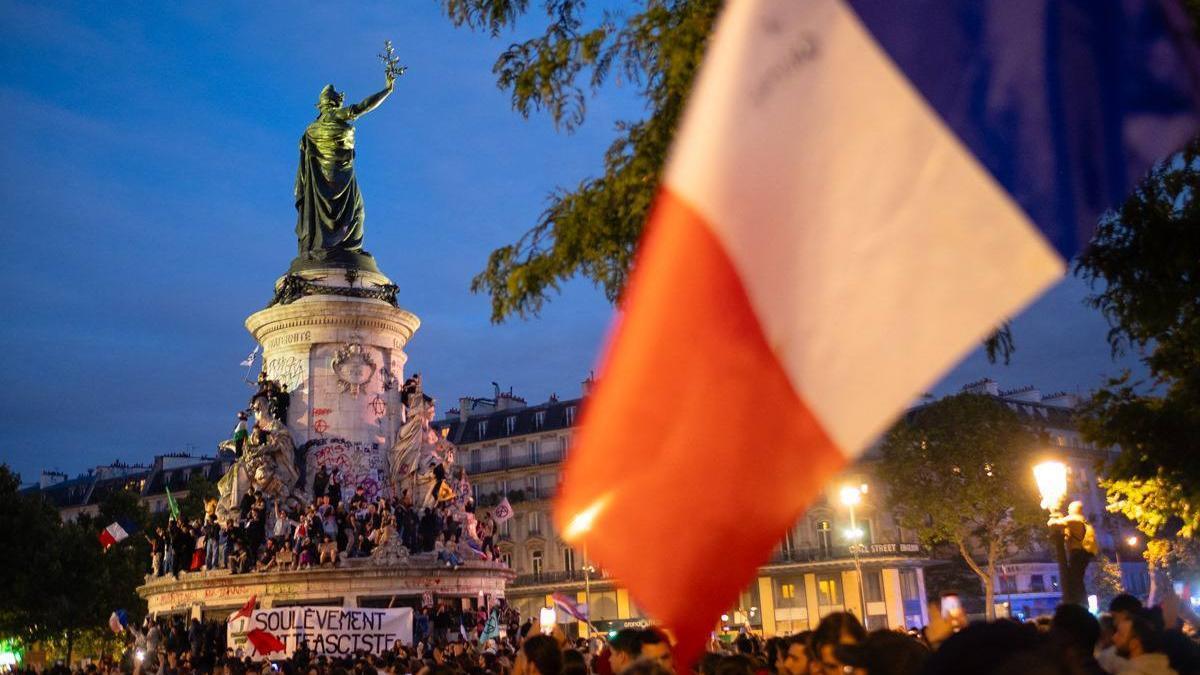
[379,40,407,83]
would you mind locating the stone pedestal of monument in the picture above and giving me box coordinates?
[244,266,420,502]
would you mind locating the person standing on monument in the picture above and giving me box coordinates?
[231,411,248,456]
[312,464,329,502]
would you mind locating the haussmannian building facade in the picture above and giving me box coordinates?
[434,377,1150,635]
[433,381,937,636]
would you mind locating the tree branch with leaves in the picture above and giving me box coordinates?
[1075,139,1200,586]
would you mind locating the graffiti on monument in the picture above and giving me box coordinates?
[302,437,387,501]
[267,355,305,391]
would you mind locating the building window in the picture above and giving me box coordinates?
[564,547,576,572]
[565,406,576,426]
[864,570,884,603]
[500,519,511,536]
[780,583,796,600]
[528,512,542,536]
[816,520,832,557]
[531,550,544,579]
[782,528,797,557]
[899,569,921,601]
[501,552,512,568]
[534,410,546,430]
[1000,574,1017,594]
[478,420,488,438]
[817,575,841,608]
[506,416,517,435]
[1030,574,1045,592]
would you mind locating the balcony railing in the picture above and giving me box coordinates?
[770,542,925,564]
[511,568,610,587]
[468,449,564,474]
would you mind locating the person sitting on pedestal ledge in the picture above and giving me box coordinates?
[269,384,290,422]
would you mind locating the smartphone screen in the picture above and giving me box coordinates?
[940,594,962,617]
[540,607,556,633]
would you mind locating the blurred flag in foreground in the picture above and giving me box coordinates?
[555,0,1200,663]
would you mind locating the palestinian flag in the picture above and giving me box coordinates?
[165,487,181,520]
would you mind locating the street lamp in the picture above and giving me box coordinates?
[1033,460,1068,512]
[840,483,868,621]
[1033,460,1070,605]
[1127,535,1139,547]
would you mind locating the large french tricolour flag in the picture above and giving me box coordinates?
[555,0,1200,663]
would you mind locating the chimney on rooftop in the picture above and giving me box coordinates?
[1001,386,1042,403]
[1042,392,1079,409]
[40,470,66,490]
[961,378,1000,396]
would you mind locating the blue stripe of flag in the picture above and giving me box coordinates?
[847,0,1200,260]
[117,517,139,537]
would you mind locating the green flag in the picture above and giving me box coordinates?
[478,609,499,648]
[166,487,181,520]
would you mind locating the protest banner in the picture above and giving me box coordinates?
[227,606,413,660]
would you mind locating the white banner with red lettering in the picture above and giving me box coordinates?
[228,606,413,660]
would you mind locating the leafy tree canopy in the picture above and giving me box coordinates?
[1076,140,1200,547]
[441,0,719,321]
[0,465,149,661]
[879,394,1045,618]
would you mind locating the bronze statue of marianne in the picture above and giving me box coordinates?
[291,72,395,272]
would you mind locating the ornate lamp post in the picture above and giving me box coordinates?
[840,484,868,621]
[1033,460,1070,602]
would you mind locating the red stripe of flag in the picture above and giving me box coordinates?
[554,189,846,664]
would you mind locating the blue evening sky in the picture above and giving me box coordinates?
[0,1,1142,482]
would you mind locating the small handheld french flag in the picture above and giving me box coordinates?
[99,519,137,550]
[109,609,129,634]
[552,592,588,623]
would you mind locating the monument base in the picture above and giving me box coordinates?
[289,249,380,274]
[137,556,514,620]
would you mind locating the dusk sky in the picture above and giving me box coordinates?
[0,1,1144,483]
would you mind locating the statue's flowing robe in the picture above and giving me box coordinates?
[390,398,426,488]
[295,111,366,257]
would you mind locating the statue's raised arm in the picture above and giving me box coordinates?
[346,77,394,119]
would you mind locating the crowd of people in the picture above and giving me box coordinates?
[145,467,504,578]
[141,370,503,579]
[15,592,1200,675]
